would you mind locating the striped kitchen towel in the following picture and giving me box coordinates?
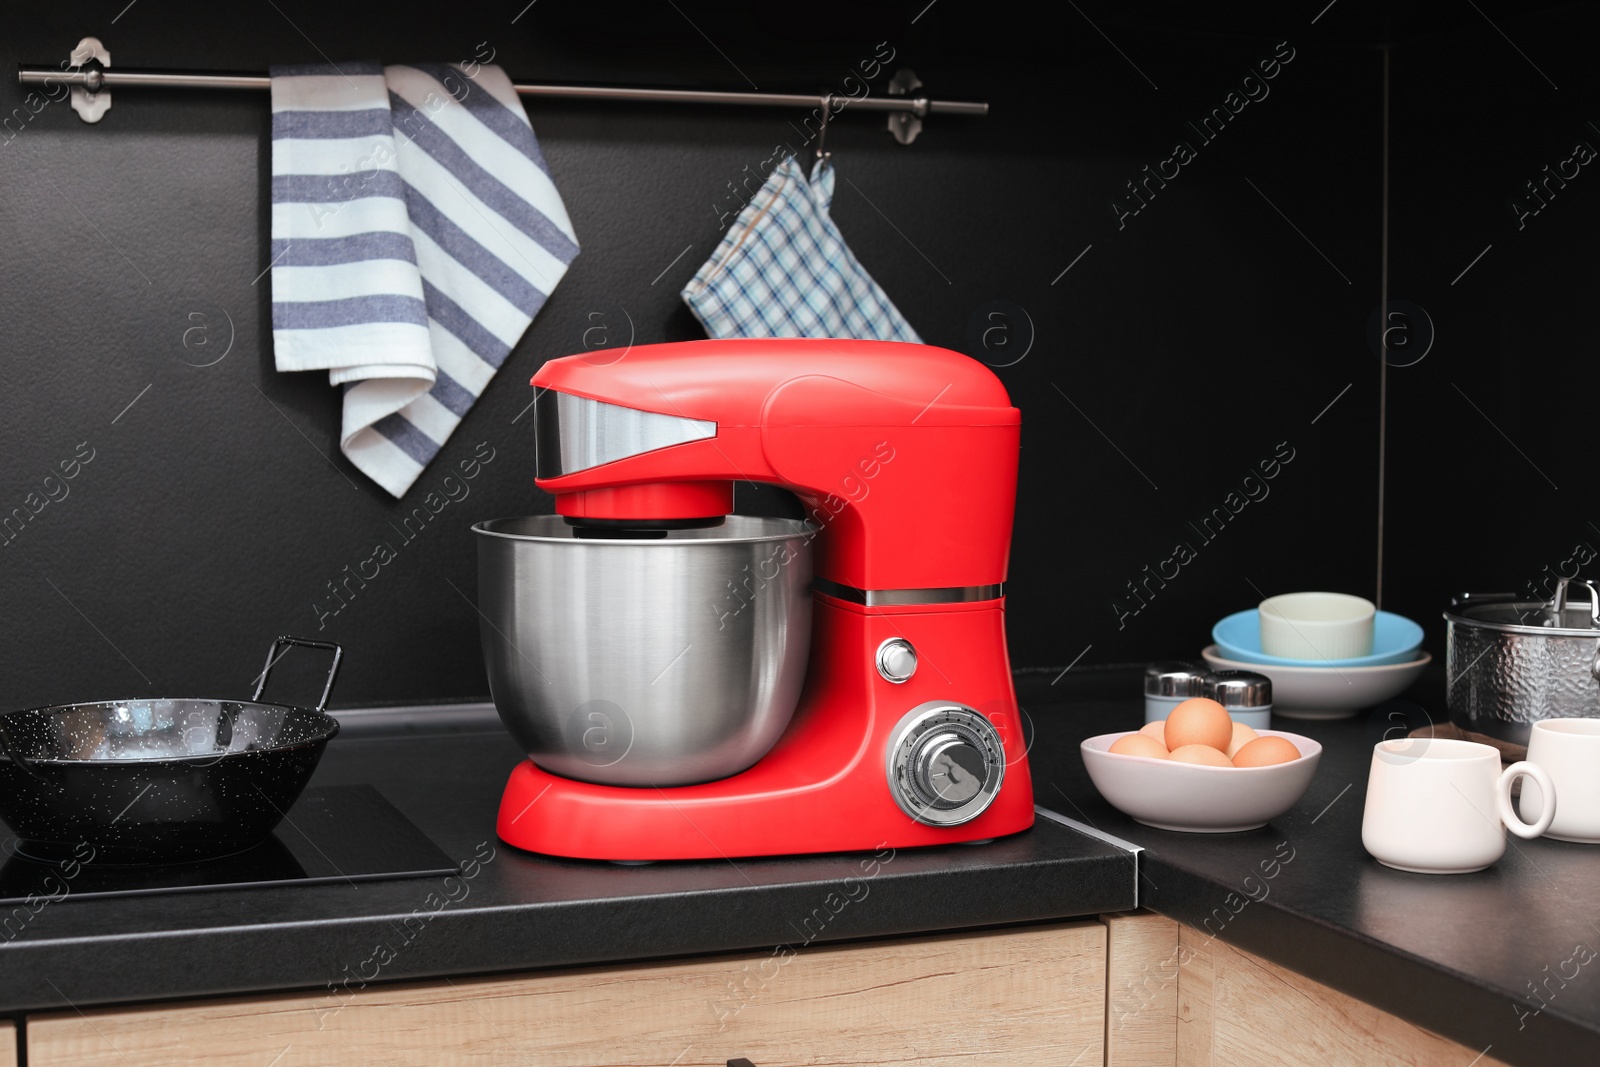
[270,61,578,497]
[681,154,920,342]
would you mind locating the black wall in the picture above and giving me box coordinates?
[0,2,1585,709]
[1384,2,1600,639]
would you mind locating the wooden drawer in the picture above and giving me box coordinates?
[27,922,1106,1066]
[1175,924,1512,1067]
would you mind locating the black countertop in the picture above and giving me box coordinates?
[0,709,1131,1017]
[1020,668,1600,1067]
[7,667,1596,1067]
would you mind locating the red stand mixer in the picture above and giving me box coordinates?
[473,338,1033,860]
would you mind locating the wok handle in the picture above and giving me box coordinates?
[253,636,344,712]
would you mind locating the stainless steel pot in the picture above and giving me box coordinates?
[472,515,813,787]
[1445,578,1600,747]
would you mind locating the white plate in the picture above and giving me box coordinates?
[1201,645,1432,720]
[1081,729,1322,832]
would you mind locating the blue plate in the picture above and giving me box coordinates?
[1212,609,1423,668]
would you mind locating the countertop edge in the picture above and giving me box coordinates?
[2,821,1132,1016]
[7,879,1129,1015]
[1140,857,1593,1065]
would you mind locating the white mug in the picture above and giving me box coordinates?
[1361,737,1555,874]
[1521,718,1600,843]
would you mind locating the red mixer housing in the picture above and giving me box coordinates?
[496,338,1034,859]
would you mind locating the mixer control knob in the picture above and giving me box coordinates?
[917,733,985,804]
[875,638,918,684]
[885,702,1005,827]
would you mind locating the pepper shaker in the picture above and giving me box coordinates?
[1144,662,1210,723]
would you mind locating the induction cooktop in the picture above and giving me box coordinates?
[0,784,457,905]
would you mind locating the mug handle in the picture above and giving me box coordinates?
[1498,761,1556,839]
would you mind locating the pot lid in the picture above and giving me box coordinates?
[1447,577,1600,636]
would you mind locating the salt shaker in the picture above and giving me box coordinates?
[1206,670,1273,730]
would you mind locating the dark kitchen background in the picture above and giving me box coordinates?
[0,1,1592,708]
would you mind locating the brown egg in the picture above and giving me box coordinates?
[1164,698,1234,753]
[1232,736,1301,768]
[1139,721,1169,741]
[1225,722,1260,759]
[1168,743,1234,767]
[1109,734,1169,759]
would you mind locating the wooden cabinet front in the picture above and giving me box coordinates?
[27,922,1107,1066]
[1174,923,1511,1067]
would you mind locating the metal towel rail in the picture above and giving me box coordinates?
[17,37,987,143]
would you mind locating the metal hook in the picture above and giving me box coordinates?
[815,94,833,163]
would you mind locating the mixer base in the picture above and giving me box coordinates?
[496,757,1034,861]
[495,596,1037,861]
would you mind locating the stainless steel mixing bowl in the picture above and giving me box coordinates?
[473,515,813,786]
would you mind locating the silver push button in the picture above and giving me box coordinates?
[876,638,918,683]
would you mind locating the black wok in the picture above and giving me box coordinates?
[0,637,341,863]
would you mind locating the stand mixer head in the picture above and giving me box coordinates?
[475,338,1034,860]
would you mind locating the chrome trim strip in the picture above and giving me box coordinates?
[1034,804,1144,908]
[1034,805,1144,854]
[812,577,1004,606]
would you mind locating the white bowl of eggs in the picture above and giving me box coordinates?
[1081,697,1322,832]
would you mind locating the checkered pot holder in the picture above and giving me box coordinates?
[681,155,921,342]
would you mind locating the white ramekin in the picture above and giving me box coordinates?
[1258,591,1376,661]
